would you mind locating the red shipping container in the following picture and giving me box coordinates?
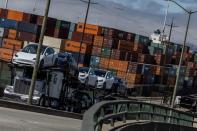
[71,32,94,44]
[17,31,37,42]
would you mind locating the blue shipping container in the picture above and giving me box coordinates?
[0,18,18,29]
[18,22,38,34]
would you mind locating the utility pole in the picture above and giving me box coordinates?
[5,0,8,9]
[28,0,51,104]
[167,0,197,108]
[166,17,179,43]
[77,0,97,66]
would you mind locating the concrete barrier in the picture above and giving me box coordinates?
[0,99,83,120]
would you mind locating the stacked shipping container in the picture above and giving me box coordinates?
[0,8,197,96]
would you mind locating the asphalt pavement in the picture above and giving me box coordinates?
[0,107,81,131]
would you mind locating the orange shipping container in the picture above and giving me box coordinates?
[64,40,91,54]
[117,71,127,80]
[0,48,17,62]
[109,59,119,70]
[99,58,109,69]
[118,61,129,72]
[93,36,103,47]
[8,29,17,39]
[77,23,102,35]
[2,39,23,51]
[7,9,23,21]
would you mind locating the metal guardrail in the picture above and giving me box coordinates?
[81,100,197,131]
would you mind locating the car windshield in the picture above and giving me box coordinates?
[93,70,107,77]
[22,44,47,54]
[79,67,89,73]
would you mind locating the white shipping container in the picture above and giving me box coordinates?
[0,27,4,37]
[43,36,63,53]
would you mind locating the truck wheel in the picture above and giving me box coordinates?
[38,95,45,106]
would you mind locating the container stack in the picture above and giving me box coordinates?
[0,8,76,62]
[0,8,197,95]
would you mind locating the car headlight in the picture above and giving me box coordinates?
[15,54,18,57]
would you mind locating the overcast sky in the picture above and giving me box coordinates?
[0,0,197,49]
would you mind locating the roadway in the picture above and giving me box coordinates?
[0,107,81,131]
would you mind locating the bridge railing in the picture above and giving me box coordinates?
[81,100,197,131]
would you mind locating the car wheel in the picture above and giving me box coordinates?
[40,60,44,69]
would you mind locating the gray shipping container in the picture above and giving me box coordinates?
[18,22,38,34]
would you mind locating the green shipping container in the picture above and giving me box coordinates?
[101,48,111,58]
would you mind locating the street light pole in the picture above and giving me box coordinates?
[166,0,197,108]
[5,0,8,9]
[171,12,191,108]
[28,0,51,105]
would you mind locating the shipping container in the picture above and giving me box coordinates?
[71,32,94,44]
[111,49,120,60]
[135,34,150,45]
[90,56,100,68]
[0,8,7,18]
[77,22,102,35]
[0,18,18,29]
[2,38,23,50]
[125,52,138,62]
[126,32,135,42]
[126,73,142,85]
[17,31,37,42]
[138,54,154,64]
[43,36,63,52]
[7,9,23,21]
[64,40,92,54]
[17,22,38,34]
[36,15,43,25]
[55,20,70,39]
[69,23,76,32]
[93,36,103,47]
[29,14,38,24]
[127,62,143,74]
[103,37,119,49]
[109,59,128,72]
[91,46,102,56]
[118,40,133,51]
[8,29,17,39]
[0,47,16,62]
[22,13,31,22]
[99,58,109,69]
[102,27,118,38]
[117,71,127,80]
[101,47,111,58]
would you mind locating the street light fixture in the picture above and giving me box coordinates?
[77,0,98,66]
[166,0,197,108]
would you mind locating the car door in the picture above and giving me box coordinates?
[43,48,53,66]
[47,48,55,66]
[105,72,114,89]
